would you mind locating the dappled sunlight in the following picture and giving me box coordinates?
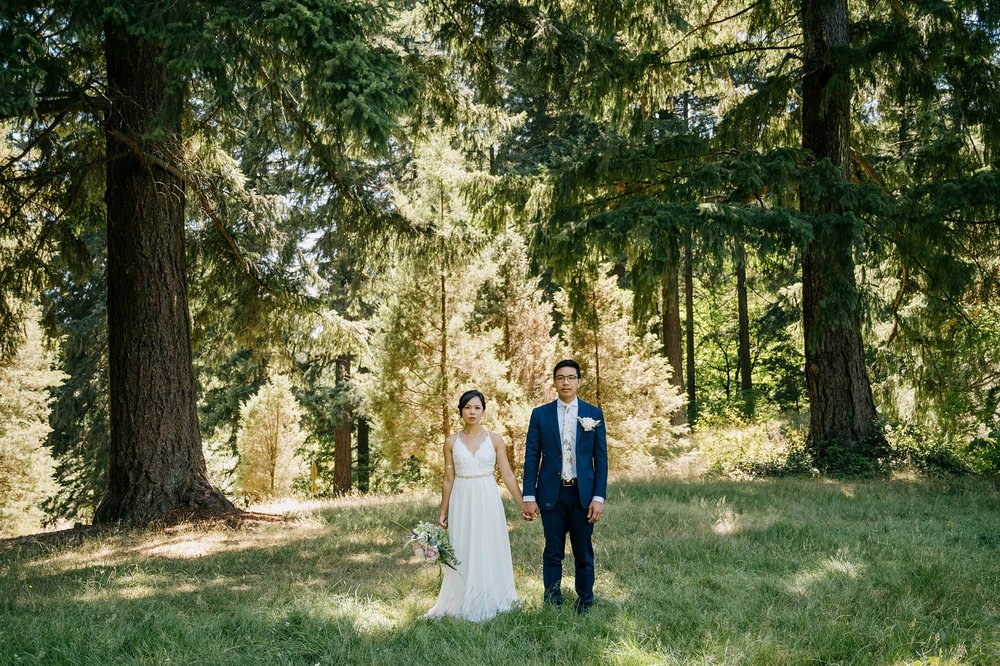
[248,490,437,516]
[789,548,865,595]
[342,551,389,565]
[601,614,669,665]
[23,520,330,576]
[142,532,228,559]
[30,545,121,573]
[713,509,740,535]
[138,524,326,559]
[322,593,404,633]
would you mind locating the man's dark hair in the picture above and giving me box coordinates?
[553,359,581,378]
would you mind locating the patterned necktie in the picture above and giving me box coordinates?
[562,402,574,481]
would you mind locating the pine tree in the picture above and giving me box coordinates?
[235,372,308,501]
[560,267,687,467]
[1,1,418,522]
[0,307,65,536]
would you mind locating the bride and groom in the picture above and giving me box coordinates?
[424,359,609,621]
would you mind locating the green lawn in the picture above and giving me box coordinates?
[2,476,999,665]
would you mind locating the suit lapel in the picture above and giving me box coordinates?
[575,400,586,456]
[546,400,561,447]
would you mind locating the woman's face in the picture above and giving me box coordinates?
[461,397,484,426]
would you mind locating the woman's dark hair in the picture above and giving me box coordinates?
[553,359,581,378]
[458,390,486,413]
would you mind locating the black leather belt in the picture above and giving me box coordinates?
[561,478,577,487]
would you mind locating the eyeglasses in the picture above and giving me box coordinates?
[554,375,579,382]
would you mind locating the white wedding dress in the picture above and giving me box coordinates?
[424,431,519,622]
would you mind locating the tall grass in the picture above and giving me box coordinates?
[2,476,999,664]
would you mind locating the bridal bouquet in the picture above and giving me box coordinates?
[406,521,460,571]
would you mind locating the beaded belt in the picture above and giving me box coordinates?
[457,472,493,479]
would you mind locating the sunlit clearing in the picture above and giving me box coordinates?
[789,549,864,595]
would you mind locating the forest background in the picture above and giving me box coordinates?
[1,0,998,536]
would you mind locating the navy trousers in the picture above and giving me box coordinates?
[540,484,595,606]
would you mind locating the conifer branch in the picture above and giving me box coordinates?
[4,91,109,120]
[888,0,911,23]
[886,264,908,345]
[674,1,765,48]
[105,129,274,296]
[0,110,72,174]
[850,148,886,188]
[655,42,800,69]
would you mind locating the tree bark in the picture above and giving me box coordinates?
[661,232,685,425]
[440,267,449,445]
[356,416,370,493]
[95,22,233,524]
[684,232,697,422]
[334,354,352,493]
[735,234,754,414]
[800,0,886,473]
[501,291,516,471]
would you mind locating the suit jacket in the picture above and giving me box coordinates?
[522,399,608,510]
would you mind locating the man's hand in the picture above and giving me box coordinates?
[586,500,604,525]
[521,501,539,521]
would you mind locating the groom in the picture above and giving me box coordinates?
[522,359,608,613]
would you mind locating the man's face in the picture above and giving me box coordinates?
[553,368,580,401]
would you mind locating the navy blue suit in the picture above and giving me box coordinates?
[522,399,608,607]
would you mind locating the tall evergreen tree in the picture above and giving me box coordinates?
[1,1,418,522]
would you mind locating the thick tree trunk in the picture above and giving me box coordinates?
[357,417,370,493]
[96,23,233,524]
[661,232,685,425]
[334,354,352,493]
[684,233,697,422]
[800,0,886,473]
[735,234,754,414]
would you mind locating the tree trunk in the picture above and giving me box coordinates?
[334,354,352,493]
[800,0,886,473]
[440,268,449,444]
[735,234,754,414]
[502,295,516,471]
[661,232,685,425]
[356,416,370,493]
[684,232,697,422]
[592,291,603,406]
[95,23,233,524]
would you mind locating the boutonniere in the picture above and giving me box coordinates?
[577,416,601,431]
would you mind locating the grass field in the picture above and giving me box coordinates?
[2,476,1000,665]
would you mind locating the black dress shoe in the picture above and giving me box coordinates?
[575,600,594,614]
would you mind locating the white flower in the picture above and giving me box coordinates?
[577,416,601,431]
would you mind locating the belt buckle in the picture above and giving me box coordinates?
[561,478,576,487]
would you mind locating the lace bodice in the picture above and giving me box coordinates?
[453,430,496,478]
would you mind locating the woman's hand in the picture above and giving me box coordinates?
[437,514,448,528]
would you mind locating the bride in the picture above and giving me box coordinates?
[424,389,524,621]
